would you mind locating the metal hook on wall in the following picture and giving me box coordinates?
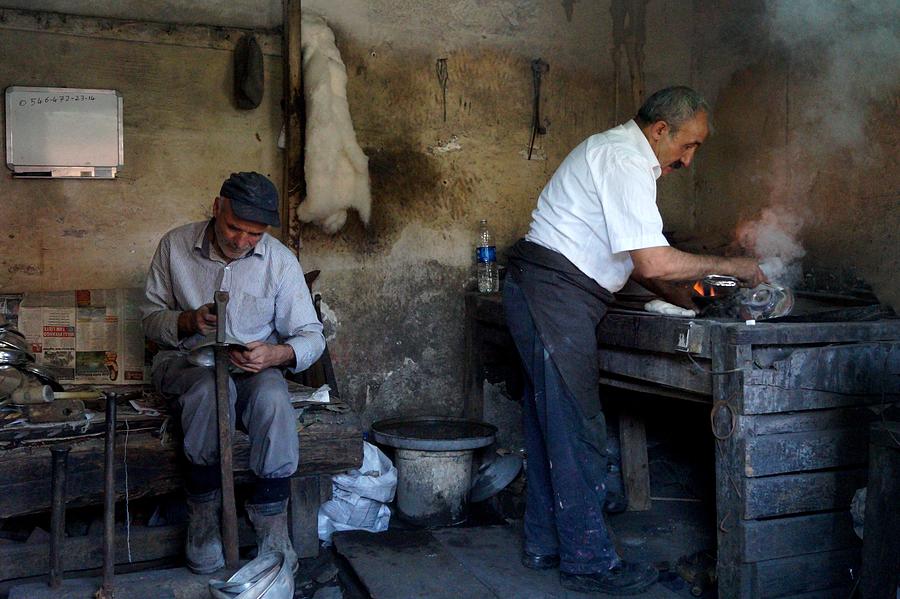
[528,58,549,160]
[436,58,449,122]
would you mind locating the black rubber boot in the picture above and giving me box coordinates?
[246,499,298,572]
[185,489,225,574]
[560,560,659,595]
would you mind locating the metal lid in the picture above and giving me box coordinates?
[470,454,523,503]
[371,417,497,451]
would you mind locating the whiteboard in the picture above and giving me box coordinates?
[5,86,124,178]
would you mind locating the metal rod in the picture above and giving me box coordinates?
[101,394,116,594]
[214,290,239,568]
[48,445,70,588]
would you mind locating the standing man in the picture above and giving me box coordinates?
[504,87,765,595]
[142,171,325,574]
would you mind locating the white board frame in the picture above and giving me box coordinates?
[5,86,124,179]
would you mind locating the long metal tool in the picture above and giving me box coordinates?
[214,290,239,568]
[48,445,70,588]
[100,393,117,596]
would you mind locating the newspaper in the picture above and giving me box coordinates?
[18,289,149,385]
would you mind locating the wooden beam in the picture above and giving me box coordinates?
[282,0,304,249]
[0,8,281,56]
[0,412,362,519]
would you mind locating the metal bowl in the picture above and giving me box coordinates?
[20,363,64,392]
[0,348,33,366]
[0,331,31,354]
[208,551,293,599]
[0,365,24,400]
[0,324,26,340]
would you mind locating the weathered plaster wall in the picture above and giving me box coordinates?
[0,23,283,291]
[295,0,698,424]
[689,1,899,305]
[5,1,892,429]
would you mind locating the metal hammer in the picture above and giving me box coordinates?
[214,290,240,568]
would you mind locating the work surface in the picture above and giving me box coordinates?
[0,383,362,520]
[465,290,900,599]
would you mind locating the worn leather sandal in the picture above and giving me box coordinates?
[560,560,659,595]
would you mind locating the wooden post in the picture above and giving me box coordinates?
[618,410,650,511]
[282,0,304,248]
[289,475,321,558]
[860,421,900,599]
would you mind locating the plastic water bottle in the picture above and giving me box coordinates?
[476,219,499,293]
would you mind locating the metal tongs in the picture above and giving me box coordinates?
[702,274,740,289]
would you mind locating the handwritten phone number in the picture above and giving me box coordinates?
[18,94,97,107]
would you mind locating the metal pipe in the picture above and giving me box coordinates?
[101,394,116,594]
[48,445,70,588]
[214,290,239,568]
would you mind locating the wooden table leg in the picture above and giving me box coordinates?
[463,293,485,420]
[289,475,321,558]
[619,409,651,511]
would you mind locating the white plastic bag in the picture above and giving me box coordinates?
[317,442,397,542]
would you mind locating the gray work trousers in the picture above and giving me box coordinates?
[152,356,299,479]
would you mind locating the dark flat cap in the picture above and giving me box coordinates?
[219,171,280,227]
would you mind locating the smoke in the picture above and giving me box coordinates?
[768,0,900,147]
[735,1,899,287]
[736,207,806,287]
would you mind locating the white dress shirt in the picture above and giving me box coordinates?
[526,119,668,293]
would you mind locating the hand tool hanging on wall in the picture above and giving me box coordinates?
[528,59,549,160]
[214,290,240,568]
[436,58,449,122]
[48,445,70,589]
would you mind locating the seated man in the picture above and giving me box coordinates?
[141,171,325,574]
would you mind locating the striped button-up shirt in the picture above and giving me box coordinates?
[141,220,325,374]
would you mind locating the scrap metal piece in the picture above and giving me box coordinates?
[738,284,795,320]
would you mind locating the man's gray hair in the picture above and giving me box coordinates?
[635,86,710,134]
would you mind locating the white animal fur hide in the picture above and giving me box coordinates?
[296,13,371,234]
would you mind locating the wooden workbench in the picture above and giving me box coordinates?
[0,395,363,583]
[464,290,900,599]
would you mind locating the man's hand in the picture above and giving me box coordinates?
[177,303,217,338]
[729,257,767,288]
[229,341,295,373]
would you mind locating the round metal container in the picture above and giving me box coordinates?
[371,417,497,527]
[371,417,497,451]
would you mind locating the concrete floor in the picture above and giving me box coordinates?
[329,499,713,599]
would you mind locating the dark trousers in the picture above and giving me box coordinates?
[503,276,618,574]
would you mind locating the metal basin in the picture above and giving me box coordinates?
[372,417,497,527]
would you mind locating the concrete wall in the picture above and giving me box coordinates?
[296,0,698,424]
